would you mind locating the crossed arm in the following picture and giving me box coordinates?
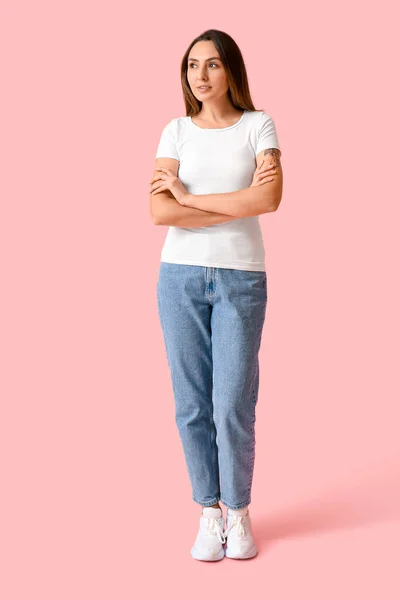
[150,148,282,227]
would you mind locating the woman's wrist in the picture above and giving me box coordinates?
[182,193,196,207]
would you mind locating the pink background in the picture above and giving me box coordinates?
[1,0,400,598]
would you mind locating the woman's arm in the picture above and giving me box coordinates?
[150,157,237,227]
[183,148,283,217]
[152,191,239,227]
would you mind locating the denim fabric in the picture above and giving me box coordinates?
[156,262,267,510]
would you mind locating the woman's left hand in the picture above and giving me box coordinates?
[150,168,190,205]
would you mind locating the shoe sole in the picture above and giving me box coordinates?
[191,546,225,561]
[225,545,258,559]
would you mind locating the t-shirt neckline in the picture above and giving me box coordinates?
[189,109,247,131]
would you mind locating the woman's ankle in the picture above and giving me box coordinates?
[202,502,220,511]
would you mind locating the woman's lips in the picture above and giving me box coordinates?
[197,86,211,92]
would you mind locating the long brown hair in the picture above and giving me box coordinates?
[180,29,259,117]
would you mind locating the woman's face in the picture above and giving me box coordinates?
[187,41,229,102]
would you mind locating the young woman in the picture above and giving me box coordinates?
[150,29,283,561]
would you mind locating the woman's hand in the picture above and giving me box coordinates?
[251,161,277,187]
[150,168,190,205]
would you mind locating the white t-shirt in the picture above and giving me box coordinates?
[155,109,280,271]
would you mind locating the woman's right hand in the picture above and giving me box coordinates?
[250,160,277,187]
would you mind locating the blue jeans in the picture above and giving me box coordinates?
[156,262,267,510]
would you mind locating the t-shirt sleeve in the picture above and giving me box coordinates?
[255,111,280,155]
[155,119,179,160]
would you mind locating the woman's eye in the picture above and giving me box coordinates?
[188,63,217,68]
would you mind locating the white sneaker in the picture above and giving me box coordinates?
[191,507,226,561]
[223,507,258,559]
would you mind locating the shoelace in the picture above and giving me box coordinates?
[223,515,246,539]
[204,516,226,543]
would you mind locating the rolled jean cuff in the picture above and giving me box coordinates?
[220,498,251,510]
[192,495,221,507]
